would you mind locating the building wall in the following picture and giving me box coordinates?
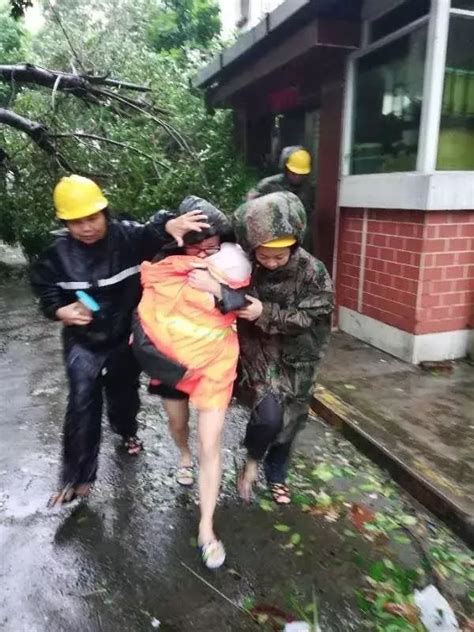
[218,0,286,39]
[337,208,474,361]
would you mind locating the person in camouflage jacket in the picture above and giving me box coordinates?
[234,191,334,505]
[247,146,314,251]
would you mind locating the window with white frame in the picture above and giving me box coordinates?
[437,14,474,169]
[347,0,474,175]
[351,25,428,174]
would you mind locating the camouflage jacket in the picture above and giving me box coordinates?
[234,192,334,440]
[247,173,314,215]
[237,248,333,401]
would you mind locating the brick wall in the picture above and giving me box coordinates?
[418,212,474,334]
[337,208,474,335]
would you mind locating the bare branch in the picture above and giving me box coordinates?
[46,0,87,74]
[89,86,193,154]
[83,75,153,93]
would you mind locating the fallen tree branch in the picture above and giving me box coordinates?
[83,75,153,93]
[0,107,73,171]
[0,64,90,98]
[89,86,193,154]
[0,64,154,98]
[0,63,192,170]
[1,63,171,121]
[52,132,167,175]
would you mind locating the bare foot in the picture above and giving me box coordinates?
[75,483,93,498]
[237,459,258,503]
[179,449,193,469]
[47,482,91,508]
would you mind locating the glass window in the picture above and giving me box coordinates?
[369,0,430,43]
[437,17,474,170]
[351,26,427,175]
[451,1,474,9]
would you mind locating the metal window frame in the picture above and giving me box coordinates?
[341,0,464,177]
[450,8,474,17]
[366,0,431,46]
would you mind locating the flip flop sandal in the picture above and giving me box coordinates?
[269,483,291,506]
[199,540,226,570]
[176,465,194,487]
[124,436,143,456]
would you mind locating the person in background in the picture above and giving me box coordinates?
[247,146,314,251]
[233,191,334,506]
[30,175,208,507]
[133,196,249,569]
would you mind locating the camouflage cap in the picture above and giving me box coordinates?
[233,191,307,252]
[178,195,233,245]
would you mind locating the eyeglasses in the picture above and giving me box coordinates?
[185,244,221,257]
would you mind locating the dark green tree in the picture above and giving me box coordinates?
[8,0,31,19]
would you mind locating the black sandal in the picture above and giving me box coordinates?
[269,483,291,505]
[124,436,143,455]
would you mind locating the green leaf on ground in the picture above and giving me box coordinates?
[314,491,332,507]
[242,596,256,612]
[274,524,291,533]
[359,483,379,492]
[394,535,411,545]
[290,533,302,546]
[259,499,274,512]
[399,515,417,526]
[311,463,334,482]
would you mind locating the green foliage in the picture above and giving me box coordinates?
[147,0,221,56]
[0,3,25,59]
[0,0,255,259]
[0,1,28,104]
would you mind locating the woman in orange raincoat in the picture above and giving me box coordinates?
[133,197,250,569]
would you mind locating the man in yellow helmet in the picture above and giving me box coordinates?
[31,175,209,506]
[247,146,314,250]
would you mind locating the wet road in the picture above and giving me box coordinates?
[0,281,367,632]
[1,280,472,632]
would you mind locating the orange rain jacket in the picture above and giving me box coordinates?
[136,243,251,410]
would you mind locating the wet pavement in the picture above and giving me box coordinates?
[317,333,474,520]
[1,280,472,632]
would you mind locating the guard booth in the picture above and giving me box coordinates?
[195,0,474,364]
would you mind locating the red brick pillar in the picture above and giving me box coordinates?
[315,78,345,272]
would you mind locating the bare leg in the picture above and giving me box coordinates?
[197,409,226,545]
[163,398,192,468]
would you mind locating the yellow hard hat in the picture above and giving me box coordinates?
[262,236,297,248]
[53,175,108,221]
[286,149,311,175]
